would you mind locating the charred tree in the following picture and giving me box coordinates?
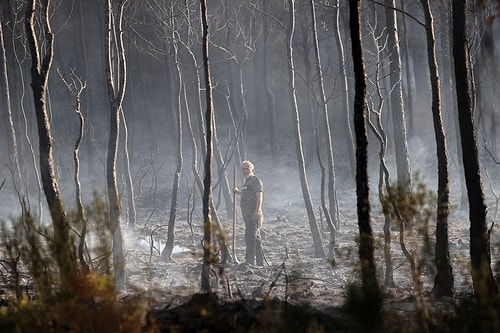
[349,0,382,311]
[420,0,453,298]
[452,0,498,307]
[25,0,77,283]
[200,0,214,294]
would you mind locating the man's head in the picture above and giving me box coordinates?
[242,160,254,177]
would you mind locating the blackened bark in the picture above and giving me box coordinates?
[200,0,214,294]
[420,0,453,297]
[25,0,77,283]
[452,0,498,301]
[349,0,382,310]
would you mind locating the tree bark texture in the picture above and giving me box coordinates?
[200,0,214,294]
[452,0,498,302]
[25,0,77,283]
[420,0,453,297]
[105,0,127,286]
[349,0,382,308]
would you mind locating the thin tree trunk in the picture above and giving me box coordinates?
[25,0,77,284]
[385,0,411,191]
[105,0,127,286]
[200,0,214,294]
[0,12,23,203]
[451,0,498,306]
[349,0,382,311]
[58,69,90,275]
[263,0,278,164]
[162,11,183,260]
[310,0,340,229]
[420,0,453,297]
[335,0,356,182]
[288,0,325,258]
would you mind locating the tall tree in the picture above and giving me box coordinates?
[349,0,382,310]
[452,0,498,308]
[200,0,214,293]
[309,0,340,229]
[420,0,454,297]
[288,0,325,258]
[105,0,127,286]
[162,6,183,260]
[385,0,411,191]
[0,9,23,203]
[25,0,77,283]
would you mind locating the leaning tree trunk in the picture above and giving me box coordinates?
[288,0,325,258]
[452,0,498,306]
[349,0,382,310]
[420,0,453,298]
[25,0,77,285]
[105,0,127,286]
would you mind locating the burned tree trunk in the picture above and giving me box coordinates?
[452,0,498,304]
[420,0,453,298]
[25,0,77,283]
[349,0,382,311]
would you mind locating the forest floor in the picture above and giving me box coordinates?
[122,168,500,332]
[1,161,500,332]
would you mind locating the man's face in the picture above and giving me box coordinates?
[242,163,253,177]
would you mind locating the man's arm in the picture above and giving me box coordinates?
[253,191,263,220]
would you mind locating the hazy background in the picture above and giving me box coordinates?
[0,0,499,229]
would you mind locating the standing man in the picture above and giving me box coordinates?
[234,160,264,266]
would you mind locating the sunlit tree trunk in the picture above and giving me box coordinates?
[0,11,23,204]
[452,0,498,307]
[25,0,77,284]
[420,0,453,298]
[288,0,325,258]
[58,69,90,275]
[349,0,382,310]
[335,0,356,182]
[105,0,127,286]
[385,0,411,191]
[162,8,183,260]
[310,0,340,230]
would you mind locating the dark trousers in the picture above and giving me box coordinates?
[244,216,264,266]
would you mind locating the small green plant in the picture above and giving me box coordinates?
[0,194,157,332]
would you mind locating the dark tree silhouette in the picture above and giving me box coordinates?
[452,0,498,304]
[419,0,453,297]
[200,0,214,293]
[349,0,382,310]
